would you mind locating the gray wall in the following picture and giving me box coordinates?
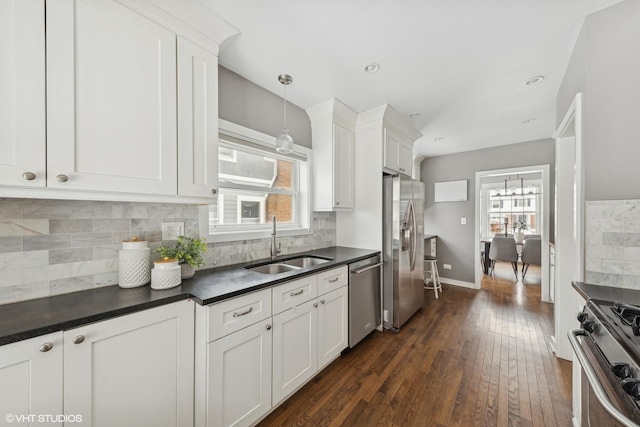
[556,0,640,200]
[219,66,312,148]
[420,138,555,283]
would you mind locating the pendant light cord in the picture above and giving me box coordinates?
[283,84,287,131]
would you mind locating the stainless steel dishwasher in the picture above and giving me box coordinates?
[349,254,382,348]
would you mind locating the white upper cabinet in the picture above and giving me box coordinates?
[0,0,238,202]
[46,0,178,194]
[384,127,413,176]
[177,37,219,199]
[0,0,46,188]
[307,98,357,211]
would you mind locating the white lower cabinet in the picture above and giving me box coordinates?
[272,299,318,405]
[0,332,63,427]
[64,300,195,427]
[199,266,349,427]
[0,301,194,427]
[208,318,272,427]
[317,286,349,370]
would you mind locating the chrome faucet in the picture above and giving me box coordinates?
[270,215,281,259]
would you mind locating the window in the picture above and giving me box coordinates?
[482,179,541,236]
[200,120,311,242]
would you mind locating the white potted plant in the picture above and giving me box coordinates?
[513,220,527,243]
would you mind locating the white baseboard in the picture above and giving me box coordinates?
[438,277,476,289]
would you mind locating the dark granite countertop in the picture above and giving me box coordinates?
[0,246,379,346]
[573,281,640,306]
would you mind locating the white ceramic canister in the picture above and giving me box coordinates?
[118,237,151,288]
[151,257,182,290]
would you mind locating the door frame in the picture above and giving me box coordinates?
[474,164,551,298]
[553,93,584,361]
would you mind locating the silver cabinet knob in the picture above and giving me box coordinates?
[313,303,318,308]
[22,172,36,181]
[39,342,54,352]
[211,188,217,195]
[266,324,271,331]
[320,299,325,304]
[56,174,69,183]
[73,335,85,344]
[336,201,340,205]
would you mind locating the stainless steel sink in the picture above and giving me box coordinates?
[281,256,331,268]
[245,255,332,274]
[246,263,301,274]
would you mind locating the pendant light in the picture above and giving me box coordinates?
[275,74,294,154]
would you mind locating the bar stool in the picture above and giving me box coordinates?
[424,255,442,299]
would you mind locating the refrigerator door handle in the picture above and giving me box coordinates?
[408,200,417,271]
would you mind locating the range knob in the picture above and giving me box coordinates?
[611,362,633,379]
[633,317,640,336]
[622,378,640,400]
[577,312,589,323]
[583,320,597,333]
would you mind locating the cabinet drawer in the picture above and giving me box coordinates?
[317,266,348,295]
[272,276,318,315]
[208,288,272,342]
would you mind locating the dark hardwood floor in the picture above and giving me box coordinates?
[258,263,572,427]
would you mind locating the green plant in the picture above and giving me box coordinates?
[155,236,208,267]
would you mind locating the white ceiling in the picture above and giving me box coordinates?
[201,0,622,157]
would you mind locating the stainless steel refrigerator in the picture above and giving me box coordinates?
[383,174,425,330]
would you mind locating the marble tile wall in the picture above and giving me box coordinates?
[0,199,336,305]
[585,199,640,288]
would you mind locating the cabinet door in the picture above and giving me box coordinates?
[46,0,177,194]
[64,300,194,427]
[0,333,63,426]
[178,38,219,198]
[333,124,355,209]
[208,318,272,427]
[399,140,413,176]
[272,299,317,405]
[0,0,46,188]
[317,286,348,370]
[383,128,400,172]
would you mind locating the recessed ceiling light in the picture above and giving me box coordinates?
[409,112,421,119]
[522,118,536,124]
[434,137,444,142]
[525,75,545,86]
[364,63,380,74]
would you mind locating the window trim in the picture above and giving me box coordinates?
[199,119,312,243]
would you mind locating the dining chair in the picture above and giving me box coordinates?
[488,236,519,278]
[521,238,542,280]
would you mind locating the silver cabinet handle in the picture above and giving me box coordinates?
[328,277,339,283]
[320,300,325,304]
[351,262,383,275]
[73,335,85,344]
[568,329,638,427]
[56,174,69,183]
[266,324,271,331]
[290,289,304,296]
[22,172,36,181]
[39,342,54,352]
[232,307,253,317]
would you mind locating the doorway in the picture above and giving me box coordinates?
[474,165,551,301]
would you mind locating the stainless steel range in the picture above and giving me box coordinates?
[570,299,640,426]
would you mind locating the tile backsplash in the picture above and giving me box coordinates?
[0,198,336,305]
[585,199,640,288]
